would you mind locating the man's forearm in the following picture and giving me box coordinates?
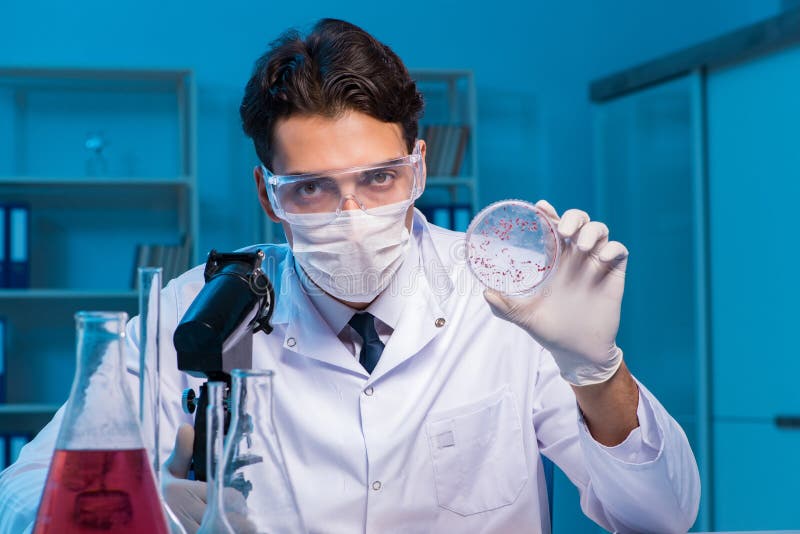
[571,360,639,446]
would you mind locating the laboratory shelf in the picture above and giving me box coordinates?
[0,403,60,435]
[0,176,192,187]
[0,66,198,438]
[0,289,138,299]
[425,176,477,187]
[409,68,474,81]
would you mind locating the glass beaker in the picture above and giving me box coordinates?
[33,311,168,534]
[138,267,187,534]
[138,267,162,474]
[220,369,305,534]
[198,381,235,534]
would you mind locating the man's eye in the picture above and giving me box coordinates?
[365,170,395,185]
[294,179,328,196]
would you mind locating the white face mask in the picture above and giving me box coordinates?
[289,201,411,303]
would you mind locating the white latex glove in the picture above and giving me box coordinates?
[163,424,255,534]
[484,200,627,386]
[162,424,208,534]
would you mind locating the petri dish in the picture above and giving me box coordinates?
[465,199,560,295]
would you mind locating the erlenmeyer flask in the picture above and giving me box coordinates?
[198,381,235,534]
[220,369,305,534]
[33,311,168,534]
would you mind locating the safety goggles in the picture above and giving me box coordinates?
[262,140,425,225]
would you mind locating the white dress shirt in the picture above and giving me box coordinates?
[0,209,700,533]
[296,226,422,358]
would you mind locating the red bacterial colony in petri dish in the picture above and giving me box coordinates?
[34,448,168,534]
[466,200,559,295]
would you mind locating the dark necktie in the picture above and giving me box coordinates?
[348,312,385,374]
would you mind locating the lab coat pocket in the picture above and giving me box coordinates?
[425,385,528,516]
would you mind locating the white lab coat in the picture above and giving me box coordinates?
[0,210,700,533]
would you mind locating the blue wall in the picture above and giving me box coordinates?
[1,1,786,532]
[1,0,781,256]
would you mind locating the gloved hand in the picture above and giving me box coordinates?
[162,424,207,534]
[484,200,627,386]
[162,424,256,534]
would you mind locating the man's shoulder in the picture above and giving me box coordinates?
[172,243,291,280]
[165,243,292,315]
[423,222,467,271]
[426,222,465,243]
[238,242,293,276]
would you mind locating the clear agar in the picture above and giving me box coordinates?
[466,199,559,295]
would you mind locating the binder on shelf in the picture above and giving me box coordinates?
[453,205,471,232]
[162,245,177,283]
[0,204,6,288]
[150,245,165,277]
[439,125,459,177]
[431,206,452,229]
[7,204,30,288]
[451,126,470,176]
[428,124,448,177]
[419,204,472,232]
[419,205,451,230]
[423,124,470,178]
[131,235,193,289]
[423,124,441,177]
[0,318,5,404]
[432,125,448,176]
[179,234,193,272]
[418,205,437,227]
[131,244,150,289]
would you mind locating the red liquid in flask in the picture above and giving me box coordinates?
[34,448,168,534]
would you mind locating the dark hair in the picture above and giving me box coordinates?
[240,18,424,167]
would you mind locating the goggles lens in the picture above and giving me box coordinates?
[276,162,415,214]
[264,142,423,222]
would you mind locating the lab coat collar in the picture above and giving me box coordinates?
[290,215,423,336]
[262,246,294,327]
[268,209,455,380]
[290,208,453,333]
[294,260,355,337]
[365,208,456,383]
[411,208,456,307]
[281,260,368,376]
[361,226,421,331]
[366,269,446,383]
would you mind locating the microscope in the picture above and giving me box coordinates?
[172,249,275,481]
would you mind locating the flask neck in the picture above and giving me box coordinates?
[231,370,274,426]
[199,382,235,533]
[56,311,143,451]
[206,382,226,487]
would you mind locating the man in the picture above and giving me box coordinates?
[0,18,699,533]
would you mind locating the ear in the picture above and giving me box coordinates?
[253,165,282,223]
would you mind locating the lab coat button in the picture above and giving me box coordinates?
[286,337,296,347]
[435,317,446,328]
[372,480,382,491]
[364,386,374,396]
